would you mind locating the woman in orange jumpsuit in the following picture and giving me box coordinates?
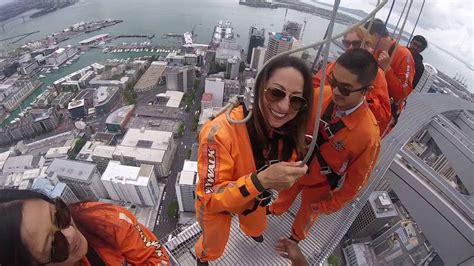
[195,56,313,264]
[0,189,169,265]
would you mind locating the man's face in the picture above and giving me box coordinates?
[329,63,367,111]
[410,40,424,54]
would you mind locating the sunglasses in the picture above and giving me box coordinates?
[327,73,369,96]
[46,198,72,264]
[342,39,362,49]
[264,87,307,112]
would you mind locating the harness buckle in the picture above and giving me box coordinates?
[320,166,332,175]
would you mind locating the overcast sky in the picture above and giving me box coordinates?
[315,0,473,67]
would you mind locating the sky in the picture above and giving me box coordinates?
[314,0,473,68]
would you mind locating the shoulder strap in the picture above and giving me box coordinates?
[307,101,346,190]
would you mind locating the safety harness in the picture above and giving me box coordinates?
[386,42,405,128]
[241,105,290,216]
[307,101,346,190]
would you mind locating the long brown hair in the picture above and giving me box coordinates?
[252,56,313,159]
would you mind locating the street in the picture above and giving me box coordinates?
[153,64,207,239]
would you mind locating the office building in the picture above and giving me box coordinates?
[46,158,109,201]
[105,104,135,133]
[226,56,240,80]
[264,32,293,62]
[204,77,225,107]
[215,38,242,64]
[94,86,120,115]
[247,26,265,64]
[250,46,266,71]
[175,160,198,213]
[113,128,177,177]
[342,243,376,266]
[166,65,195,93]
[414,63,438,93]
[68,99,87,120]
[30,107,59,134]
[223,79,241,104]
[32,172,79,204]
[101,161,160,206]
[283,21,303,39]
[155,90,184,108]
[347,191,398,239]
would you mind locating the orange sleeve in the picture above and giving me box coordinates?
[197,123,264,214]
[114,207,170,265]
[367,70,392,135]
[313,62,334,88]
[316,137,380,214]
[385,49,415,104]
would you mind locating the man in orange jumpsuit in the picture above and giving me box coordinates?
[313,26,391,136]
[269,48,381,242]
[364,19,415,129]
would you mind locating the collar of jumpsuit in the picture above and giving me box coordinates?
[335,99,364,118]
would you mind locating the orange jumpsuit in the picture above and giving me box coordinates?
[269,86,380,241]
[375,39,415,111]
[313,62,391,136]
[195,106,275,261]
[77,202,169,265]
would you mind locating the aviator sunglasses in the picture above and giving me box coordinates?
[264,87,307,112]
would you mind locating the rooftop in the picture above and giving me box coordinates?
[2,155,34,174]
[113,145,165,163]
[134,61,167,91]
[46,158,96,181]
[201,92,213,102]
[121,128,172,151]
[101,161,153,186]
[106,104,135,125]
[156,90,184,108]
[92,145,116,159]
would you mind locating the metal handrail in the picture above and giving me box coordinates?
[408,0,426,43]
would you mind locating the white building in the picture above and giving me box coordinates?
[46,158,109,201]
[175,160,198,213]
[101,161,160,206]
[47,46,78,67]
[205,77,225,107]
[226,56,240,80]
[113,128,177,177]
[156,90,184,108]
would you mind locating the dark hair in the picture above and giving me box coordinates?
[253,56,313,158]
[0,189,52,265]
[364,18,389,38]
[412,35,428,51]
[335,48,378,87]
[0,189,119,266]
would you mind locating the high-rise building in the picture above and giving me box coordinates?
[347,191,398,239]
[46,158,109,201]
[166,65,195,93]
[342,243,376,266]
[283,21,302,39]
[250,46,266,71]
[101,161,160,206]
[205,77,225,107]
[247,26,265,64]
[226,56,240,80]
[175,160,198,213]
[414,63,437,93]
[264,32,293,62]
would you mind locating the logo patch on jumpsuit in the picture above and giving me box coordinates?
[204,144,218,194]
[332,140,345,151]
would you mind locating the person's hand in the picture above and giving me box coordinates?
[377,50,391,71]
[275,238,308,266]
[257,161,308,191]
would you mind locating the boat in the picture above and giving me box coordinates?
[39,74,46,78]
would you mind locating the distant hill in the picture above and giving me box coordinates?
[311,0,369,18]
